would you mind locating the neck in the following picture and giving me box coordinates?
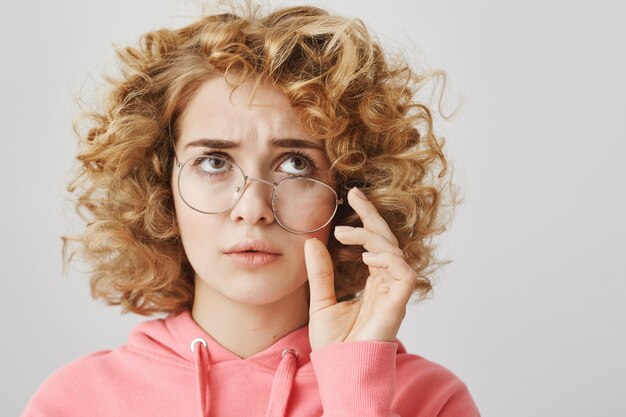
[191,277,310,359]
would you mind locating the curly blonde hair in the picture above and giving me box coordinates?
[64,2,458,316]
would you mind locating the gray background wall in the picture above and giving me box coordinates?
[2,0,625,416]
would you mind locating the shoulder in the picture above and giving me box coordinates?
[21,349,118,417]
[394,345,481,416]
[396,347,467,387]
[20,313,190,417]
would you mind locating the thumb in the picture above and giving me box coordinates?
[304,238,336,315]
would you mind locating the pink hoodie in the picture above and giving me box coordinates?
[21,309,481,417]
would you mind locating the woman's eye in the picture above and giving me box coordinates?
[279,154,313,175]
[191,155,230,176]
[200,157,227,171]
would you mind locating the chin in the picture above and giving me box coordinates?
[217,275,308,305]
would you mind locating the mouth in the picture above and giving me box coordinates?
[226,251,282,266]
[225,239,282,256]
[234,250,273,254]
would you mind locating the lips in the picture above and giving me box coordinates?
[225,239,282,255]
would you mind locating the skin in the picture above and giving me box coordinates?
[172,75,417,358]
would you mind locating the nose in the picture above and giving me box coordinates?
[228,177,276,227]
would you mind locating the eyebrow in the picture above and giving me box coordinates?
[184,138,325,152]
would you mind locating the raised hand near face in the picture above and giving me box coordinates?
[304,187,418,351]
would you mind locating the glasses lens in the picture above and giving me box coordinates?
[178,155,246,213]
[273,177,338,233]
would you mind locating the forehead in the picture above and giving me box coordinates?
[177,76,320,150]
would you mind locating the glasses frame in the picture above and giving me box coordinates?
[174,153,344,234]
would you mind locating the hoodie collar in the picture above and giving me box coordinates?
[129,309,313,371]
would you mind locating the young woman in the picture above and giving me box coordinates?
[22,3,481,417]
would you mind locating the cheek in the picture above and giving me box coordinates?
[287,227,333,264]
[309,223,333,246]
[172,182,220,252]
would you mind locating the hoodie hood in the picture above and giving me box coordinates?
[127,309,406,417]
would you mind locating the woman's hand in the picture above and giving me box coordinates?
[304,187,418,351]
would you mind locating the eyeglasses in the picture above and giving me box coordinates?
[174,153,344,234]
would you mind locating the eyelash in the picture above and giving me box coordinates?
[195,149,319,174]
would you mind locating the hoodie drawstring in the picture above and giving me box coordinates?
[265,348,298,417]
[191,339,298,417]
[191,338,211,417]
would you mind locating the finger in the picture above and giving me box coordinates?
[304,238,337,315]
[333,225,404,259]
[347,187,399,247]
[361,252,417,306]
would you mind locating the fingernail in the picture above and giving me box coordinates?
[362,252,376,257]
[352,187,368,200]
[334,226,354,233]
